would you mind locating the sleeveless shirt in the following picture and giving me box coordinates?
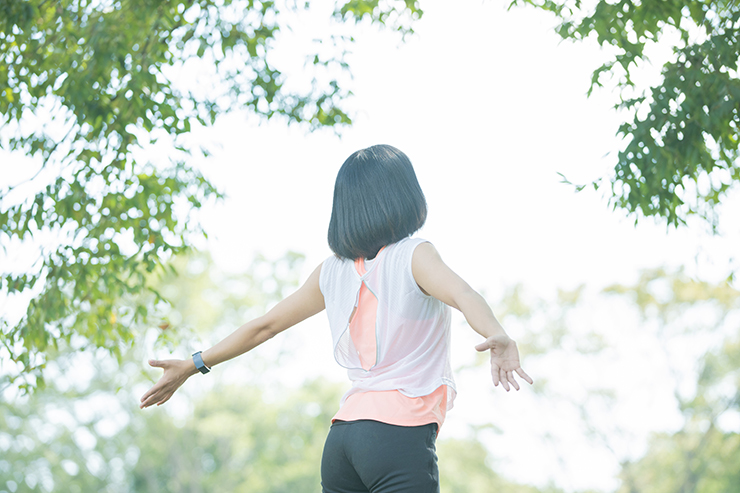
[319,237,457,409]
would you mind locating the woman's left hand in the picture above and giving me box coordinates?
[139,359,195,408]
[475,335,533,391]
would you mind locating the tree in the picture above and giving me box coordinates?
[513,0,740,228]
[0,0,422,392]
[602,269,740,492]
[0,250,316,492]
[0,252,562,493]
[438,437,566,493]
[3,363,568,493]
[616,335,740,493]
[485,268,740,490]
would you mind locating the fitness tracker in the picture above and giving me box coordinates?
[192,351,211,374]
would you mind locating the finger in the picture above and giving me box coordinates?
[141,387,164,408]
[148,359,165,368]
[507,371,520,391]
[140,394,157,408]
[158,393,173,406]
[140,380,163,403]
[490,362,501,387]
[140,387,155,404]
[499,368,510,391]
[516,367,534,385]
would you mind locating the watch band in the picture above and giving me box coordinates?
[192,351,211,374]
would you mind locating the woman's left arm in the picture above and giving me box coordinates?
[139,263,325,408]
[412,242,533,391]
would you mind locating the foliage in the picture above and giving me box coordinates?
[605,270,740,491]
[491,268,740,490]
[149,249,306,350]
[131,380,341,492]
[0,249,306,492]
[438,437,566,493]
[0,251,561,493]
[0,351,141,493]
[1,358,563,493]
[617,335,740,493]
[0,0,422,392]
[603,267,740,322]
[513,0,740,227]
[0,343,340,493]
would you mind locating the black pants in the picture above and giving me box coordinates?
[321,420,439,493]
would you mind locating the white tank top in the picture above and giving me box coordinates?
[319,237,456,408]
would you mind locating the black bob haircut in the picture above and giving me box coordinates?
[328,144,427,260]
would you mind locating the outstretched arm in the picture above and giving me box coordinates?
[411,242,532,391]
[139,262,325,408]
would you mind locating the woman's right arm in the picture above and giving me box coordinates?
[411,242,533,391]
[139,262,326,408]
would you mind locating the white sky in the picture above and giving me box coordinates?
[191,1,739,291]
[3,1,740,491]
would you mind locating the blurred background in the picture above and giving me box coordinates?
[2,1,739,492]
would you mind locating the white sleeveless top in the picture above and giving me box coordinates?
[319,237,456,408]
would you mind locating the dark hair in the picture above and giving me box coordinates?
[328,144,427,260]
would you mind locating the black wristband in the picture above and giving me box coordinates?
[192,351,211,374]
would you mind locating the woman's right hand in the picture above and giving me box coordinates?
[139,358,196,409]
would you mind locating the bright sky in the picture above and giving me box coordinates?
[192,1,738,291]
[3,1,740,491]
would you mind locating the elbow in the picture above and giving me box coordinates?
[258,315,282,343]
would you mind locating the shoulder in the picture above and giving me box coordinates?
[383,237,439,266]
[412,239,436,256]
[386,236,431,257]
[386,238,440,297]
[319,254,352,292]
[321,253,355,269]
[410,240,442,273]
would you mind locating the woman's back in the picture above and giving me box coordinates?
[320,236,456,407]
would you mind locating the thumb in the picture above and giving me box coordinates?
[148,359,166,368]
[474,339,492,352]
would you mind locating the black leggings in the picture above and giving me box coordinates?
[321,420,439,493]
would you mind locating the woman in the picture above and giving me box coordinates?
[140,144,532,492]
